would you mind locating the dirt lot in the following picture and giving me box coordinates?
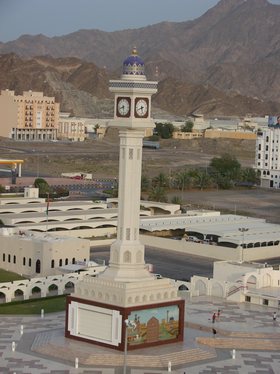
[0,135,255,179]
[172,188,280,224]
[1,135,279,224]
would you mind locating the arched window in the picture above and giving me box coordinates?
[23,257,26,266]
[123,251,131,263]
[13,255,16,264]
[29,258,32,267]
[36,260,41,274]
[72,257,75,264]
[65,258,68,265]
[8,254,11,263]
[2,254,5,262]
[59,259,62,266]
[51,259,55,268]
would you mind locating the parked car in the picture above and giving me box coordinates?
[187,236,200,242]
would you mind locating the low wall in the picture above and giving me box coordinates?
[49,227,116,240]
[243,245,280,261]
[140,235,280,261]
[0,269,101,304]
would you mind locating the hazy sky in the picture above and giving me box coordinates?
[1,0,280,43]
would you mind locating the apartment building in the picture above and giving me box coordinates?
[0,89,60,140]
[255,127,280,188]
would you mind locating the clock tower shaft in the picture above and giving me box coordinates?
[65,48,184,352]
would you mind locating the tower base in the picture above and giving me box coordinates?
[65,276,185,351]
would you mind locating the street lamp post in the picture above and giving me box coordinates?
[123,319,136,374]
[238,228,249,263]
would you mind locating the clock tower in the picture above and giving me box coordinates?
[110,47,157,129]
[65,48,184,352]
[105,47,158,281]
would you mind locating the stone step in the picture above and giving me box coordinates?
[35,344,216,368]
[229,331,280,339]
[196,337,280,351]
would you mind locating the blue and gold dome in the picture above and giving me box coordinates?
[122,47,145,76]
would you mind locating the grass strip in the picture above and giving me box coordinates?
[0,295,67,314]
[0,269,27,283]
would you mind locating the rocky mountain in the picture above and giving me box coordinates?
[1,0,280,116]
[0,52,278,118]
[0,54,114,117]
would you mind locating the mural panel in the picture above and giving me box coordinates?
[127,304,180,346]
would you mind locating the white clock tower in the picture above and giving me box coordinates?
[66,48,184,351]
[105,47,157,281]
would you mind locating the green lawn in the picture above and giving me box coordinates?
[0,269,27,283]
[0,295,67,314]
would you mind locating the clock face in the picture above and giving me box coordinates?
[135,98,149,118]
[117,97,131,117]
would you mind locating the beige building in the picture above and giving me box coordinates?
[58,113,87,141]
[204,129,256,140]
[0,89,59,140]
[0,227,90,278]
[173,131,203,140]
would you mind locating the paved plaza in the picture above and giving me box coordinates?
[1,297,280,373]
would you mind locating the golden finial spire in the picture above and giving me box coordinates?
[131,46,138,55]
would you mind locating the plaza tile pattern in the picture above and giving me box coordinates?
[0,298,280,373]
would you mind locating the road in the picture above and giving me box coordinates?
[91,245,215,281]
[91,245,280,281]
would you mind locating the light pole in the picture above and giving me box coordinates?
[123,319,136,374]
[238,227,249,263]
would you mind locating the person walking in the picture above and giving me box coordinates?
[212,328,217,338]
[212,312,216,323]
[217,309,221,320]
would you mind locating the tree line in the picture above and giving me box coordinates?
[141,153,259,203]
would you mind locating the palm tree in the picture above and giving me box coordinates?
[152,172,168,188]
[148,186,168,202]
[190,169,212,190]
[174,170,191,192]
[171,196,182,205]
[141,175,150,192]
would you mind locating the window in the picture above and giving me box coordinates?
[263,299,269,306]
[29,258,32,267]
[59,259,62,266]
[245,296,251,302]
[23,257,26,266]
[72,257,75,264]
[8,254,11,263]
[2,254,5,262]
[51,260,55,268]
[65,258,68,265]
[13,255,16,264]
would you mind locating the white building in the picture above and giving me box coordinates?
[0,227,90,278]
[58,113,87,141]
[191,260,280,309]
[255,127,280,189]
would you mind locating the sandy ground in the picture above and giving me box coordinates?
[174,188,280,224]
[1,137,279,224]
